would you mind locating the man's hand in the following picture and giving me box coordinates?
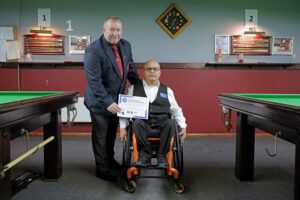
[179,128,186,142]
[107,102,121,114]
[120,128,127,141]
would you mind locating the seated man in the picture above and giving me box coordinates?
[119,59,187,169]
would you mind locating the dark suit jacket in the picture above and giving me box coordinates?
[84,35,140,116]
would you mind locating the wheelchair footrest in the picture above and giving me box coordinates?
[168,167,179,179]
[135,165,166,170]
[136,175,167,179]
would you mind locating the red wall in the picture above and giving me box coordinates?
[20,68,87,94]
[1,68,300,133]
[159,69,300,133]
[0,68,19,90]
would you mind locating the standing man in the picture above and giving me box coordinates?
[84,17,140,181]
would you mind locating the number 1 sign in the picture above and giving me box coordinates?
[38,8,51,27]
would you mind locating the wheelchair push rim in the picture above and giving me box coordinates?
[173,126,184,175]
[122,124,133,176]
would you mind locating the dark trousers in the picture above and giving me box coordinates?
[90,112,119,172]
[132,118,175,156]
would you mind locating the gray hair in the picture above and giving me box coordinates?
[103,16,122,26]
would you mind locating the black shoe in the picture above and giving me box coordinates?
[96,170,117,181]
[157,154,168,169]
[108,159,122,170]
[135,154,151,167]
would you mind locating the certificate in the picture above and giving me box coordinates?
[117,94,149,119]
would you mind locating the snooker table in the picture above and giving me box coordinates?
[0,91,78,199]
[218,93,300,200]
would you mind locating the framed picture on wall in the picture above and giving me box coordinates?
[69,36,90,54]
[215,35,230,54]
[272,37,294,55]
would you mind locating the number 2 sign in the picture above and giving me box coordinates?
[245,9,258,27]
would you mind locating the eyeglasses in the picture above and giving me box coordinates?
[144,67,160,72]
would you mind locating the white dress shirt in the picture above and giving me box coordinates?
[119,80,187,129]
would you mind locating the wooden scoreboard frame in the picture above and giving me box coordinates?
[24,34,65,55]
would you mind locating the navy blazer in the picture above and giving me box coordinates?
[84,35,140,116]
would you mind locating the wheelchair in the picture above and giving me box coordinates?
[122,119,185,193]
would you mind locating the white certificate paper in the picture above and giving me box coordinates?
[117,94,149,119]
[0,40,6,61]
[0,27,13,40]
[5,40,20,60]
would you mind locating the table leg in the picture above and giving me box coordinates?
[295,135,300,200]
[43,110,62,180]
[235,112,255,181]
[0,130,11,200]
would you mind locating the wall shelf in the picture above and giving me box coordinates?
[205,62,296,69]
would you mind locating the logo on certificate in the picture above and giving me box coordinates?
[118,94,149,119]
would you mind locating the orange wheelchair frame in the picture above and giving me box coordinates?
[122,119,184,193]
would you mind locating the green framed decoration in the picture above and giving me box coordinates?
[156,3,191,39]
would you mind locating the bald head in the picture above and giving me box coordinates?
[143,59,161,86]
[144,59,160,69]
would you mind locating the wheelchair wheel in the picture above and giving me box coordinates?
[176,133,184,175]
[174,182,185,194]
[124,180,136,193]
[173,128,184,175]
[122,140,128,175]
[122,125,133,176]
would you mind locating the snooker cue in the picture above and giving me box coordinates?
[0,136,55,178]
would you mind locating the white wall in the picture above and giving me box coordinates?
[61,97,91,122]
[1,0,299,63]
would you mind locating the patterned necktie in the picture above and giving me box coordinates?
[112,45,123,78]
